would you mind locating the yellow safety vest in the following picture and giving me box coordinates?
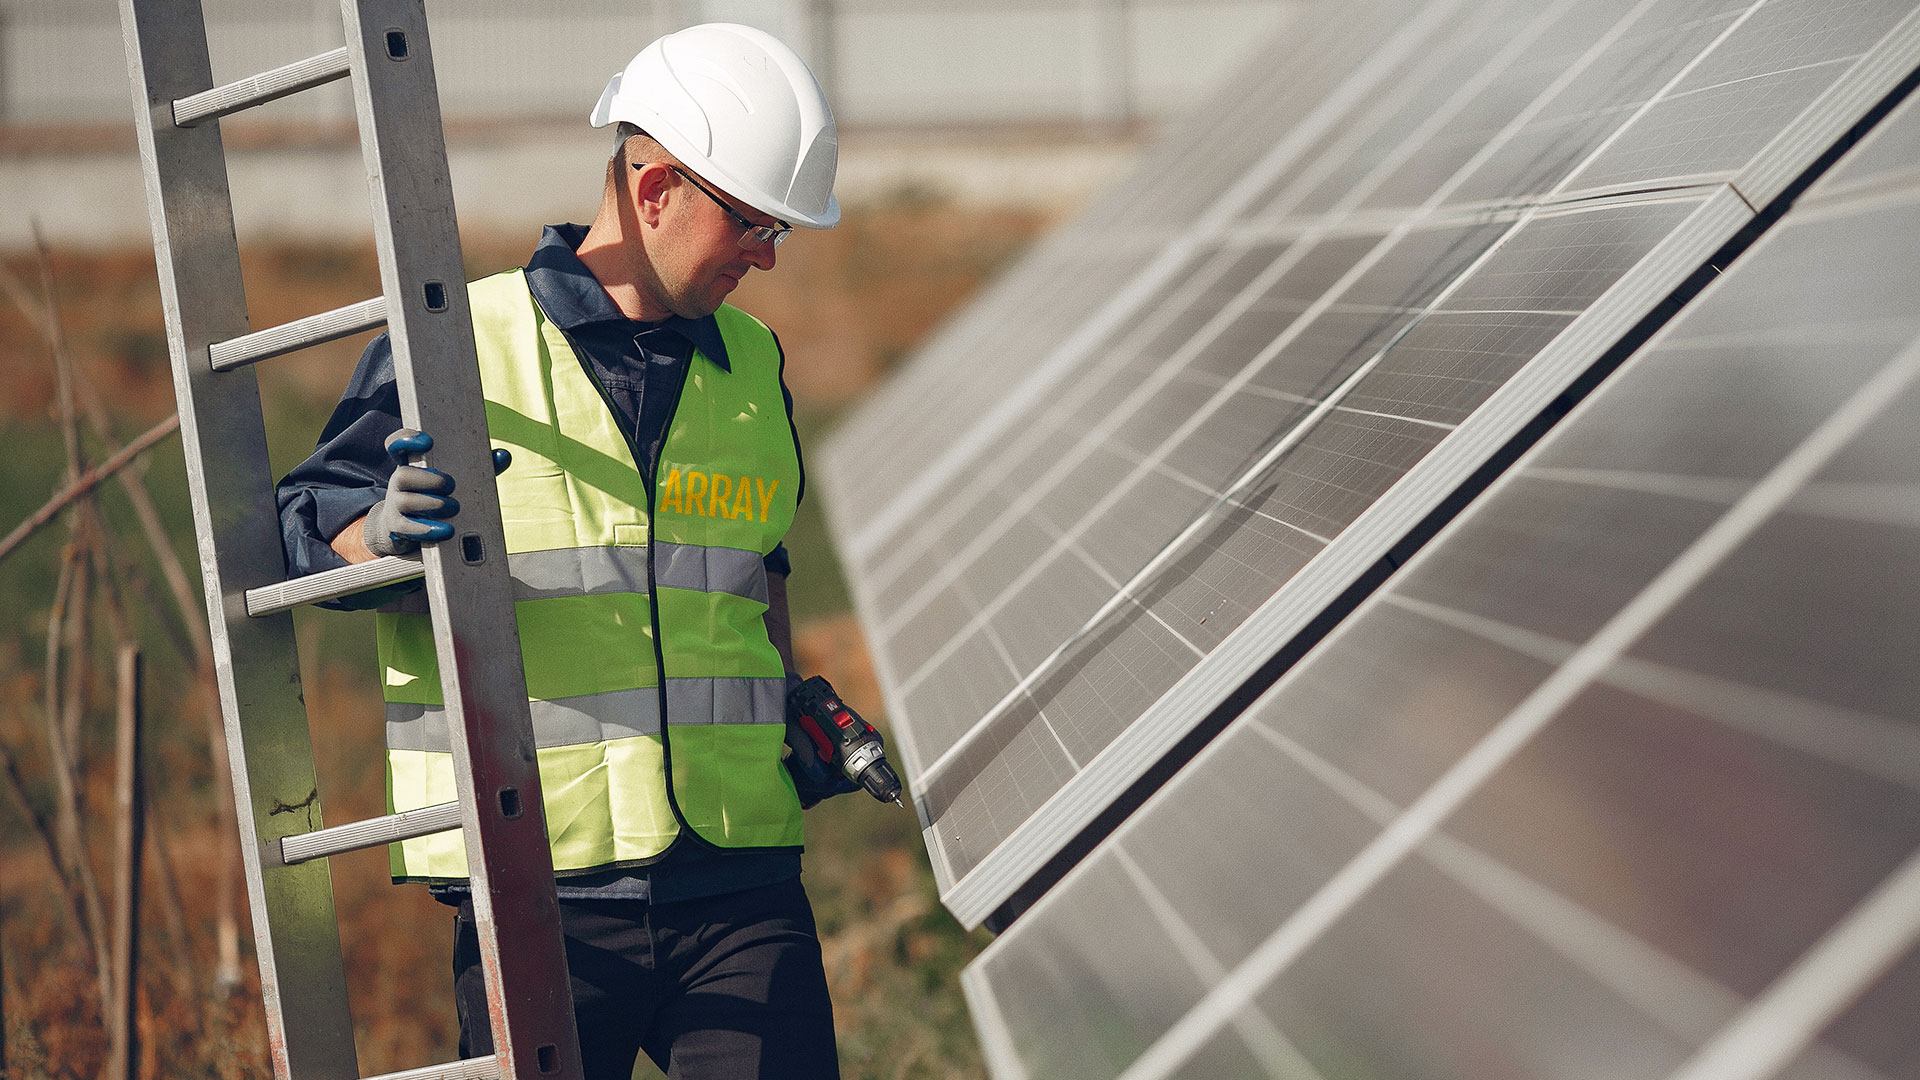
[380,269,804,881]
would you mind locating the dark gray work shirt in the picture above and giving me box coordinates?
[275,223,803,904]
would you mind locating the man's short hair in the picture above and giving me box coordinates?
[613,120,644,156]
[604,123,680,203]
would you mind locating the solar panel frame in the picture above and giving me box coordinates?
[961,84,1920,1080]
[823,0,1920,929]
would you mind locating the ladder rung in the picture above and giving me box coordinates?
[365,1054,500,1080]
[172,46,352,127]
[279,801,461,865]
[210,297,388,371]
[245,555,423,616]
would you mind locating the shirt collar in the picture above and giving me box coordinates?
[524,223,731,372]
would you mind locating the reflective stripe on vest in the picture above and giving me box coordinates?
[392,541,770,609]
[379,269,804,881]
[385,676,787,752]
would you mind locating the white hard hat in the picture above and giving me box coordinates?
[591,23,840,229]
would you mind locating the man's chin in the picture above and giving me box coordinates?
[674,283,733,319]
[669,295,725,320]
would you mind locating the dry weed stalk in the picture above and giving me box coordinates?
[39,539,114,1020]
[0,231,236,1075]
[109,644,146,1080]
[2,241,243,994]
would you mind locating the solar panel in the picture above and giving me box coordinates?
[820,0,1920,930]
[821,0,1452,534]
[963,86,1920,1080]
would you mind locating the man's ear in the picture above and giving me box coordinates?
[631,162,673,228]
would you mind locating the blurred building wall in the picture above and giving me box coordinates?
[1,0,1295,130]
[0,0,1301,249]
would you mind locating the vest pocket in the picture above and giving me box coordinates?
[671,724,804,847]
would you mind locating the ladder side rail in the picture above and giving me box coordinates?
[116,1,359,1076]
[341,2,583,1077]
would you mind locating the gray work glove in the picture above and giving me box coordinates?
[361,429,511,556]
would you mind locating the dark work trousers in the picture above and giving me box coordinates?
[454,878,840,1080]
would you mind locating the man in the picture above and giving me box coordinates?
[277,23,846,1079]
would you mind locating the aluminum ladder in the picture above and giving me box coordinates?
[117,1,582,1076]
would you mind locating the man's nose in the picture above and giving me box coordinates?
[743,240,777,272]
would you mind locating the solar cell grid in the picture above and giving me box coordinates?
[855,239,1224,589]
[879,214,1514,663]
[880,188,1674,730]
[1332,313,1576,425]
[1128,487,1328,647]
[823,0,1920,928]
[904,191,1714,892]
[1436,201,1705,312]
[821,232,1168,522]
[1234,307,1415,400]
[964,91,1920,1080]
[1154,385,1317,491]
[858,228,1371,611]
[994,557,1120,672]
[1105,0,1434,226]
[1241,0,1556,219]
[830,0,1490,564]
[1566,0,1909,192]
[961,513,1071,616]
[1354,0,1710,211]
[1444,1,1758,205]
[1082,462,1227,575]
[848,0,1628,607]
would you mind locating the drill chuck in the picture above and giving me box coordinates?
[842,739,902,804]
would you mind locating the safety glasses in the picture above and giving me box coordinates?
[635,161,793,250]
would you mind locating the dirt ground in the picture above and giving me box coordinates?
[0,197,1051,1079]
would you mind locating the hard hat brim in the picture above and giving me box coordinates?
[589,73,622,130]
[592,101,840,229]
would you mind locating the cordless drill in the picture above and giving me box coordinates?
[786,676,904,807]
